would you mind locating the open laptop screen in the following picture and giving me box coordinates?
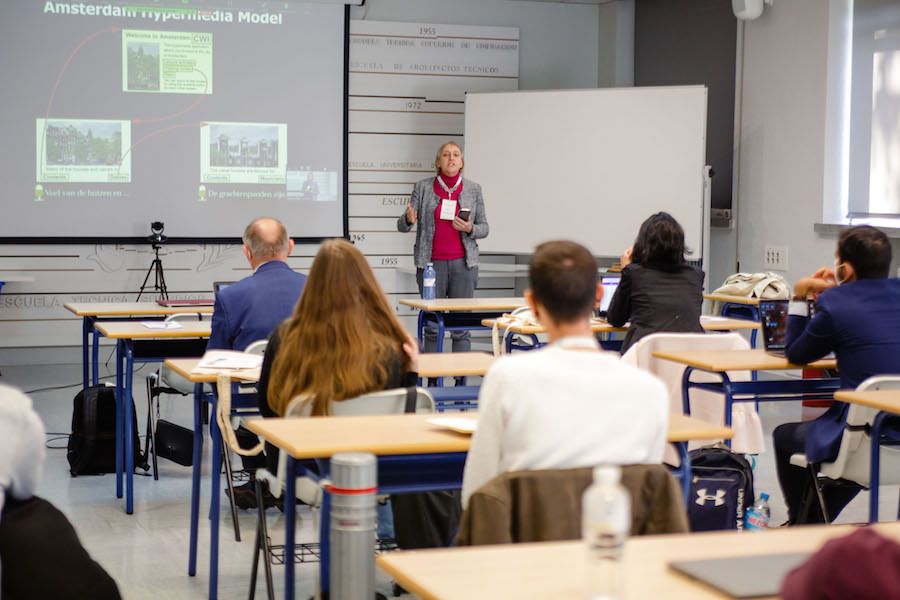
[759,299,789,353]
[598,276,620,316]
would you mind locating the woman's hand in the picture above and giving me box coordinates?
[620,247,633,267]
[452,216,473,233]
[405,202,417,225]
[402,336,420,372]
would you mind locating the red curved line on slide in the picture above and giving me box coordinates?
[39,27,120,175]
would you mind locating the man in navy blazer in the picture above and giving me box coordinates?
[774,225,900,524]
[207,217,306,351]
[207,217,306,508]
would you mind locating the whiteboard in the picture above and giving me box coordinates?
[464,87,708,259]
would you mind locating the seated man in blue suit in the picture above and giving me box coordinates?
[208,217,306,507]
[208,217,306,352]
[774,225,900,524]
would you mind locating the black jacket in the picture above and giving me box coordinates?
[606,262,704,353]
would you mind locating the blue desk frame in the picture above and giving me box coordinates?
[866,411,900,523]
[280,443,695,600]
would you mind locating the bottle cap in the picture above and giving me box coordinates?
[760,492,769,501]
[593,465,621,486]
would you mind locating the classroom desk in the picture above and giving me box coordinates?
[483,316,760,354]
[834,389,900,522]
[93,321,210,514]
[703,294,762,346]
[247,412,732,600]
[64,302,213,389]
[652,349,839,440]
[399,297,526,352]
[377,521,900,600]
[172,351,495,600]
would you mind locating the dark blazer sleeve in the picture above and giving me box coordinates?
[784,308,836,365]
[206,293,231,350]
[256,324,283,418]
[605,265,633,327]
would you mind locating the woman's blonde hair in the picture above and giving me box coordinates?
[434,141,464,174]
[267,238,410,416]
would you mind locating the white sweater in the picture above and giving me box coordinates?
[461,338,669,508]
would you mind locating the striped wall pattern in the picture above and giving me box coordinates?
[0,20,519,349]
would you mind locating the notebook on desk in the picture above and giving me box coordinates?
[669,552,810,598]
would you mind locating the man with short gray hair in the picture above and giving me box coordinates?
[208,217,306,351]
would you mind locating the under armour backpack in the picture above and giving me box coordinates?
[687,446,755,531]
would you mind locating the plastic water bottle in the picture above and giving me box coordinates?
[745,492,771,531]
[583,465,630,600]
[422,262,436,300]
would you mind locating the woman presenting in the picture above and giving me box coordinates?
[397,141,489,353]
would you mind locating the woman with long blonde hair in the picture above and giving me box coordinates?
[256,239,459,553]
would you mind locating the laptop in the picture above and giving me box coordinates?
[213,281,235,296]
[669,552,810,598]
[598,276,620,317]
[759,299,790,357]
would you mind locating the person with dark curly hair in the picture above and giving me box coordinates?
[606,212,704,353]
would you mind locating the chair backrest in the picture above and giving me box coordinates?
[820,376,900,484]
[244,339,268,356]
[266,388,436,504]
[621,332,763,454]
[289,387,436,417]
[457,464,688,546]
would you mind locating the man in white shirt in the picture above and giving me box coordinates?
[461,240,670,508]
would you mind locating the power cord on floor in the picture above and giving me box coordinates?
[23,363,150,395]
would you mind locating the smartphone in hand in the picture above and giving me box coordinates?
[458,208,472,222]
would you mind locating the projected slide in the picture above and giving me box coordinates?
[122,29,213,94]
[0,1,346,240]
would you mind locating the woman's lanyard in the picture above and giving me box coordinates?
[436,175,461,199]
[551,336,600,352]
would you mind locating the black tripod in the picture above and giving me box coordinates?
[136,243,168,301]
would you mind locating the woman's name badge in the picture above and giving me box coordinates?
[439,199,458,221]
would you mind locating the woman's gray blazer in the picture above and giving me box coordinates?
[396,176,489,269]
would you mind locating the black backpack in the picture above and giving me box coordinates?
[67,385,144,476]
[687,446,755,531]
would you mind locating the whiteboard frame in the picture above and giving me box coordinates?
[463,86,709,265]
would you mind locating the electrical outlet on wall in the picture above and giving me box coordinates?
[764,245,788,271]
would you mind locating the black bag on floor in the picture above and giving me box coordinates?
[154,419,193,467]
[687,446,754,531]
[67,385,143,476]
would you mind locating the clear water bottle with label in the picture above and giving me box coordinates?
[422,262,436,300]
[583,465,630,600]
[745,492,770,531]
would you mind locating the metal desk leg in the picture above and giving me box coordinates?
[869,411,888,523]
[675,442,691,503]
[125,340,135,515]
[416,310,425,348]
[209,397,222,600]
[319,485,332,596]
[682,367,734,448]
[114,339,124,499]
[81,317,91,389]
[92,324,101,386]
[188,383,204,577]
[681,367,694,416]
[435,312,446,354]
[284,456,297,600]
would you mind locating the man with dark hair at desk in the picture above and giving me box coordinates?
[208,217,307,507]
[774,225,900,524]
[462,240,669,507]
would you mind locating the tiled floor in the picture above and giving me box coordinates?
[2,359,898,599]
